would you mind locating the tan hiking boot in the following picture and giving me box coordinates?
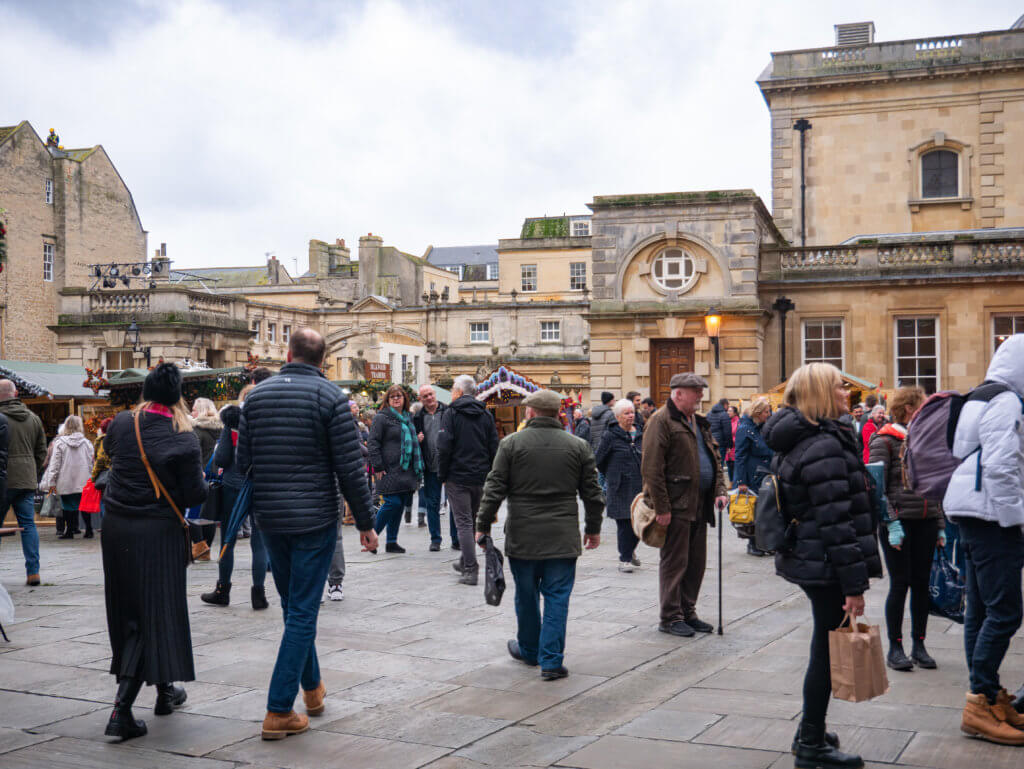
[303,681,326,716]
[191,541,210,561]
[961,692,1024,745]
[25,574,40,586]
[995,689,1024,730]
[261,710,309,740]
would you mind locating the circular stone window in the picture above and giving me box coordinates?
[650,247,698,293]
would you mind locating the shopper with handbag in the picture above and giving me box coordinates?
[41,415,94,539]
[733,399,774,557]
[595,398,643,573]
[762,362,881,769]
[187,398,222,560]
[100,363,207,741]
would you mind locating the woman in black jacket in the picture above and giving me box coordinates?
[763,363,881,769]
[100,364,207,740]
[733,399,774,557]
[595,399,643,573]
[368,385,422,553]
[867,386,943,673]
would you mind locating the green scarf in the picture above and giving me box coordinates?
[390,406,423,476]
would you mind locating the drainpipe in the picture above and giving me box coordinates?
[793,119,812,247]
[772,296,796,383]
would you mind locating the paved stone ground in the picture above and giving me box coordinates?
[2,506,1023,769]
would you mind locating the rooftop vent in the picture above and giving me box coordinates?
[835,22,875,46]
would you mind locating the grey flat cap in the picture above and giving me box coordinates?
[522,389,562,411]
[669,372,708,389]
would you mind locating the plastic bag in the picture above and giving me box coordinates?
[929,542,965,624]
[39,492,60,519]
[0,583,14,625]
[481,535,506,607]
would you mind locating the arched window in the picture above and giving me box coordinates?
[651,247,697,292]
[921,149,958,198]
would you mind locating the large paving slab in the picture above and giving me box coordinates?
[3,503,1022,768]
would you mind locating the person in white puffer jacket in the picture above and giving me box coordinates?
[943,333,1024,744]
[41,415,95,540]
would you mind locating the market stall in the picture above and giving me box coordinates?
[106,366,254,408]
[750,370,880,411]
[0,360,112,439]
[475,366,581,436]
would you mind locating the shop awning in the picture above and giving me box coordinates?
[0,360,108,399]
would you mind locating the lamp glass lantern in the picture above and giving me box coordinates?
[704,309,722,368]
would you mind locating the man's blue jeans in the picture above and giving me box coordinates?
[959,517,1024,701]
[7,490,39,576]
[508,557,577,670]
[263,523,337,713]
[421,471,442,544]
[375,492,411,544]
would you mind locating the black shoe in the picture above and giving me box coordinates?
[104,678,147,741]
[459,567,478,586]
[451,541,461,551]
[404,508,412,523]
[685,616,714,634]
[59,532,74,540]
[251,585,269,611]
[746,540,767,556]
[452,561,465,575]
[911,640,937,669]
[385,542,406,554]
[887,642,914,672]
[200,581,231,606]
[84,530,94,539]
[507,639,537,666]
[418,514,426,528]
[792,724,840,755]
[154,683,187,715]
[659,620,695,637]
[541,666,569,681]
[795,722,862,768]
[429,542,441,552]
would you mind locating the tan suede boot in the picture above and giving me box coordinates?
[303,681,326,716]
[261,710,309,740]
[961,692,1024,745]
[995,689,1024,730]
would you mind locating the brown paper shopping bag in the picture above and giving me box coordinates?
[828,613,890,703]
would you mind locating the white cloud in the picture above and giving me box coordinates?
[2,0,1020,273]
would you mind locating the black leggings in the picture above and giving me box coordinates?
[879,517,940,645]
[800,583,847,730]
[615,519,639,563]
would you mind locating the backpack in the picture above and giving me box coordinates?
[903,382,1018,503]
[754,456,798,554]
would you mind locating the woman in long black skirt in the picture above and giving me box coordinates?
[101,364,207,740]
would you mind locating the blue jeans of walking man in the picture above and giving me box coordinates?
[375,492,412,545]
[508,557,577,670]
[263,523,337,713]
[959,517,1024,701]
[421,470,442,545]
[7,490,39,578]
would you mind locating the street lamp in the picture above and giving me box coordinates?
[704,308,721,369]
[772,296,796,382]
[126,320,151,368]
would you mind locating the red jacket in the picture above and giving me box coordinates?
[861,420,880,463]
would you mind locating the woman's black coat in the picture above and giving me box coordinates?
[595,422,642,520]
[368,408,421,496]
[733,414,773,489]
[763,407,881,597]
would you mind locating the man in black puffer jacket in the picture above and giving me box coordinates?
[707,398,732,468]
[237,328,377,740]
[437,374,499,584]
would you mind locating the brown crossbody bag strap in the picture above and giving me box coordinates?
[133,410,188,531]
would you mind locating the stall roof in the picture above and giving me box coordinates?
[0,360,107,399]
[107,366,249,387]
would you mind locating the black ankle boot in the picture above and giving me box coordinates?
[791,724,840,754]
[887,641,914,671]
[154,683,187,715]
[104,677,147,740]
[201,581,231,606]
[795,722,862,769]
[251,585,269,610]
[911,639,936,669]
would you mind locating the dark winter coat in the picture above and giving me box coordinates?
[237,362,374,533]
[0,414,9,503]
[867,424,944,524]
[213,426,244,489]
[103,409,208,519]
[477,416,604,560]
[595,422,643,520]
[763,407,882,597]
[573,417,591,444]
[589,404,614,452]
[368,407,422,496]
[437,395,499,487]
[0,399,45,491]
[707,402,733,450]
[192,417,222,468]
[733,414,773,490]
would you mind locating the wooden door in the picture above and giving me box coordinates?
[650,338,695,404]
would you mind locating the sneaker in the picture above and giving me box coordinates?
[385,542,406,554]
[429,542,441,552]
[541,666,569,681]
[617,561,634,573]
[328,585,344,601]
[659,620,695,637]
[631,554,641,567]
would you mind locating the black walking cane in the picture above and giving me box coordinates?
[717,499,724,635]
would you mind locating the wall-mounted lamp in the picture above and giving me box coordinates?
[704,308,721,369]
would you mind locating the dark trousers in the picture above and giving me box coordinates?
[879,517,940,645]
[615,518,639,563]
[509,557,576,670]
[658,513,707,624]
[217,484,269,588]
[959,517,1024,701]
[800,583,847,730]
[375,492,412,544]
[421,470,442,544]
[263,523,336,713]
[447,482,483,570]
[60,493,85,534]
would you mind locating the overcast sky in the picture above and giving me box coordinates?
[3,1,1021,274]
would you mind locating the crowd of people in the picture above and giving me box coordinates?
[2,327,1024,766]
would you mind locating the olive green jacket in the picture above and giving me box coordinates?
[0,399,46,491]
[477,416,605,560]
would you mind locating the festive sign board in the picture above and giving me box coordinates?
[367,362,390,382]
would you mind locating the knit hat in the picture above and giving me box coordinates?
[143,363,182,407]
[601,391,614,405]
[220,404,241,430]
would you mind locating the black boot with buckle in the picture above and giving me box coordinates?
[201,581,231,606]
[104,677,147,740]
[154,683,187,715]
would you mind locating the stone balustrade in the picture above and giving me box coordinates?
[974,241,1024,265]
[779,247,860,269]
[90,293,150,313]
[878,243,953,265]
[188,293,231,315]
